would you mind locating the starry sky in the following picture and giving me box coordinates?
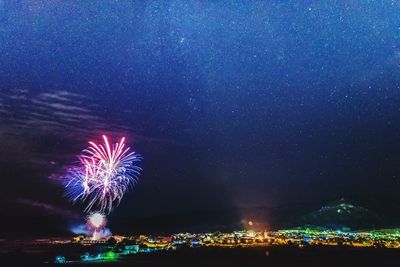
[1,1,400,232]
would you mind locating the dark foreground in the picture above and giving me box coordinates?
[4,246,400,267]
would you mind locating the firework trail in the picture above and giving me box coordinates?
[65,135,142,214]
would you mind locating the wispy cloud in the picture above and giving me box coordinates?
[0,89,114,168]
[0,89,118,140]
[0,88,177,169]
[17,198,79,218]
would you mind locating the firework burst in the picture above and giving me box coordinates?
[87,212,106,230]
[65,135,142,214]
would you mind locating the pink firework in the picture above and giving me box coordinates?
[65,135,142,214]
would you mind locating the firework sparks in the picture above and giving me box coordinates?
[65,135,142,214]
[87,212,106,229]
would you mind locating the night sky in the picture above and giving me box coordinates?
[1,1,400,233]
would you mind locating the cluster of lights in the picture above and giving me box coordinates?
[53,227,400,264]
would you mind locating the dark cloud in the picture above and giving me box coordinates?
[17,198,79,218]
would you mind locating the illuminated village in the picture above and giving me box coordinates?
[30,227,400,263]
